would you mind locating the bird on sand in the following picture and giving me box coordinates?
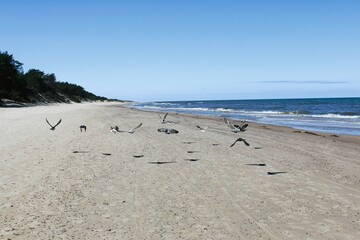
[230,137,250,147]
[46,118,62,130]
[110,126,120,133]
[157,128,179,134]
[80,125,87,132]
[224,118,248,133]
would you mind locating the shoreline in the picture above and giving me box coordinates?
[129,98,360,137]
[127,105,360,142]
[1,102,359,239]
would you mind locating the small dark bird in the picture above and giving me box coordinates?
[230,137,250,147]
[80,125,87,132]
[133,155,144,158]
[224,118,248,133]
[110,126,120,133]
[46,118,62,130]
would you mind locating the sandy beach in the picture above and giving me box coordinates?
[0,102,359,239]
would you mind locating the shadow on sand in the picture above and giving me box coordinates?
[184,158,200,162]
[73,150,90,153]
[245,163,266,166]
[267,171,287,175]
[148,161,176,165]
[187,151,200,153]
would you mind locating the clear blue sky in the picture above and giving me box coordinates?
[1,0,359,101]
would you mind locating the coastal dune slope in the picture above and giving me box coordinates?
[0,103,359,239]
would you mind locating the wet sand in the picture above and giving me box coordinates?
[1,102,359,239]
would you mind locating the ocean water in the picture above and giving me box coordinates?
[131,98,360,136]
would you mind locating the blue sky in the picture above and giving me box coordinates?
[1,0,359,101]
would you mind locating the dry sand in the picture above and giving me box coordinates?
[0,102,359,239]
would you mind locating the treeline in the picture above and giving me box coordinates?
[0,51,115,105]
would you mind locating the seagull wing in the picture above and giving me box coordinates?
[230,138,239,147]
[224,118,235,130]
[54,119,62,128]
[163,113,168,121]
[169,129,178,134]
[242,139,250,146]
[46,118,54,128]
[133,123,143,130]
[241,123,249,131]
[158,114,163,120]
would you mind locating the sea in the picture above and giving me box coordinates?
[130,97,360,136]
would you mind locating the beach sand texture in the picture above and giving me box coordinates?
[1,103,359,239]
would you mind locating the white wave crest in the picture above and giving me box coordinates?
[310,114,360,119]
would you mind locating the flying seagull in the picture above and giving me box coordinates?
[224,118,248,133]
[230,137,250,147]
[159,113,169,124]
[112,123,143,134]
[128,123,143,133]
[196,125,208,132]
[46,118,62,130]
[159,113,179,124]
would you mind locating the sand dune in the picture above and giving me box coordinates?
[1,102,359,239]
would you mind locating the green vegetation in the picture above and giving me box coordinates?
[0,51,116,105]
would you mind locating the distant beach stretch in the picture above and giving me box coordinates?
[0,102,359,239]
[132,97,360,136]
